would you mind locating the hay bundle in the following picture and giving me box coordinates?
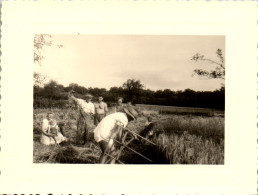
[38,144,101,164]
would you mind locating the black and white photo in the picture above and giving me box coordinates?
[33,35,225,164]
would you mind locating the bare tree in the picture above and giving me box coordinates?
[34,34,63,65]
[34,34,51,65]
[34,72,46,87]
[191,49,225,80]
[34,34,63,86]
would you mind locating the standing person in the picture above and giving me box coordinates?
[94,95,108,126]
[40,112,68,145]
[115,97,125,112]
[69,92,95,145]
[94,105,139,164]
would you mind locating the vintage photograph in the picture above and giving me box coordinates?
[33,35,225,164]
[1,1,257,194]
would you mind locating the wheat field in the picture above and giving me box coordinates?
[33,107,224,164]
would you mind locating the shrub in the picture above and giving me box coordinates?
[34,98,70,109]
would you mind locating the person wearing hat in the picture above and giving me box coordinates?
[93,105,139,163]
[68,92,95,145]
[94,96,108,126]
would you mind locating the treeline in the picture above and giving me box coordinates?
[34,79,225,110]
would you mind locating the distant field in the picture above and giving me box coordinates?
[136,104,224,116]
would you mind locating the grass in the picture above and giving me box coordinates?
[153,131,224,164]
[136,104,224,117]
[157,116,224,144]
[119,114,224,164]
[33,108,224,164]
[34,142,100,163]
[33,108,98,163]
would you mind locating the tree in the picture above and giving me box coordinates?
[34,34,63,65]
[34,72,46,87]
[88,87,107,97]
[122,79,144,91]
[122,79,144,103]
[42,80,65,100]
[66,83,88,95]
[109,87,124,95]
[191,49,225,80]
[183,88,195,96]
[109,87,125,101]
[163,89,174,96]
[34,35,63,88]
[34,34,52,65]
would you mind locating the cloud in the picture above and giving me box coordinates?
[37,35,224,91]
[110,67,223,91]
[111,69,187,90]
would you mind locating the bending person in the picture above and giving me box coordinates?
[94,106,139,164]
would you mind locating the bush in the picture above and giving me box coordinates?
[34,98,70,109]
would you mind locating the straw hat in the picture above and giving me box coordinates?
[123,106,139,120]
[85,93,93,99]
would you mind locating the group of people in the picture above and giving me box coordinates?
[40,112,68,145]
[40,92,140,163]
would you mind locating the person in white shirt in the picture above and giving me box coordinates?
[70,94,95,115]
[69,92,95,145]
[40,112,67,145]
[94,105,139,163]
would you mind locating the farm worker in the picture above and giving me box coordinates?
[94,95,108,126]
[114,97,125,112]
[94,105,139,163]
[69,92,95,145]
[40,112,68,145]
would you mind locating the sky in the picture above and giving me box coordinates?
[34,35,225,91]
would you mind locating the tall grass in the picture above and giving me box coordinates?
[150,116,224,164]
[158,116,224,144]
[33,108,224,164]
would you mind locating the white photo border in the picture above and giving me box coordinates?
[0,1,257,195]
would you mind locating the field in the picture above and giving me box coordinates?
[33,106,224,164]
[136,104,224,117]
